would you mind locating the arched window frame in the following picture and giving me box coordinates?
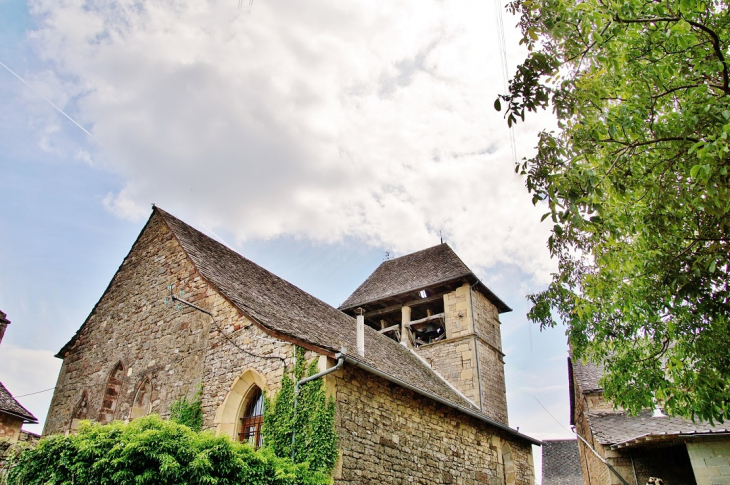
[239,386,264,448]
[214,369,267,441]
[502,443,516,485]
[130,377,153,421]
[68,390,89,434]
[99,361,125,424]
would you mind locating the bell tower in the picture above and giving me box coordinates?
[339,244,510,425]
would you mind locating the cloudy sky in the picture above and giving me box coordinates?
[0,0,572,474]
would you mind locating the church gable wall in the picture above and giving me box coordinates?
[43,213,213,435]
[333,365,534,485]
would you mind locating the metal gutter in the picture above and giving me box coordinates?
[342,355,541,446]
[574,427,630,485]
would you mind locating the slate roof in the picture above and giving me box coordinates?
[570,358,604,394]
[153,208,537,445]
[0,381,37,423]
[0,310,9,326]
[339,243,511,312]
[542,439,584,485]
[586,410,729,448]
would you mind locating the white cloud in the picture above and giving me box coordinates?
[28,0,557,281]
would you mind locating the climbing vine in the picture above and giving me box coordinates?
[262,347,338,474]
[169,386,203,432]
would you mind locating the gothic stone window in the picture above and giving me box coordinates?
[99,362,124,424]
[239,387,264,448]
[69,391,89,434]
[130,377,152,420]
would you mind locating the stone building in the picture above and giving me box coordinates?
[0,382,38,443]
[569,358,730,485]
[0,310,40,456]
[44,206,539,484]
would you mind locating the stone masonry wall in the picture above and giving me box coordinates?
[0,413,22,442]
[573,375,611,485]
[471,290,501,352]
[333,365,535,485]
[477,338,508,425]
[44,213,213,435]
[417,336,480,407]
[687,441,730,485]
[472,290,508,425]
[444,284,473,340]
[418,284,508,424]
[200,293,321,434]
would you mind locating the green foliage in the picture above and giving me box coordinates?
[497,0,730,422]
[169,386,203,432]
[4,415,328,485]
[262,347,338,474]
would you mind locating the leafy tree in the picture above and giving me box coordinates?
[496,0,730,422]
[4,415,328,485]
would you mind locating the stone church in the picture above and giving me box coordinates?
[44,206,539,484]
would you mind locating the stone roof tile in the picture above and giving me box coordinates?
[340,244,471,309]
[339,244,510,312]
[571,358,604,393]
[0,381,37,423]
[542,439,584,485]
[586,410,729,446]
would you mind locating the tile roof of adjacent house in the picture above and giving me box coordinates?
[58,207,539,446]
[338,243,511,312]
[0,381,37,423]
[0,310,9,326]
[542,439,584,485]
[570,357,604,394]
[586,409,730,449]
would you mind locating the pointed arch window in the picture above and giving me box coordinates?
[99,362,124,424]
[502,443,516,485]
[130,378,152,420]
[69,391,89,434]
[239,387,264,448]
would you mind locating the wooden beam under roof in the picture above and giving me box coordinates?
[363,292,445,319]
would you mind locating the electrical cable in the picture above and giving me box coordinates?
[171,294,287,366]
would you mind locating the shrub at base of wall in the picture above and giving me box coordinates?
[4,415,328,485]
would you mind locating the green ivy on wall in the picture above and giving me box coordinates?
[263,347,338,474]
[169,386,204,432]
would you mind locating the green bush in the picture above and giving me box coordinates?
[5,415,328,485]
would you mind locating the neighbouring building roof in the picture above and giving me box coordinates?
[339,243,511,313]
[586,410,730,449]
[0,381,37,423]
[57,207,539,446]
[542,439,584,485]
[0,310,9,326]
[570,357,604,394]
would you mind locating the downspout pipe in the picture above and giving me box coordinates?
[291,353,345,460]
[573,426,630,485]
[342,355,541,446]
